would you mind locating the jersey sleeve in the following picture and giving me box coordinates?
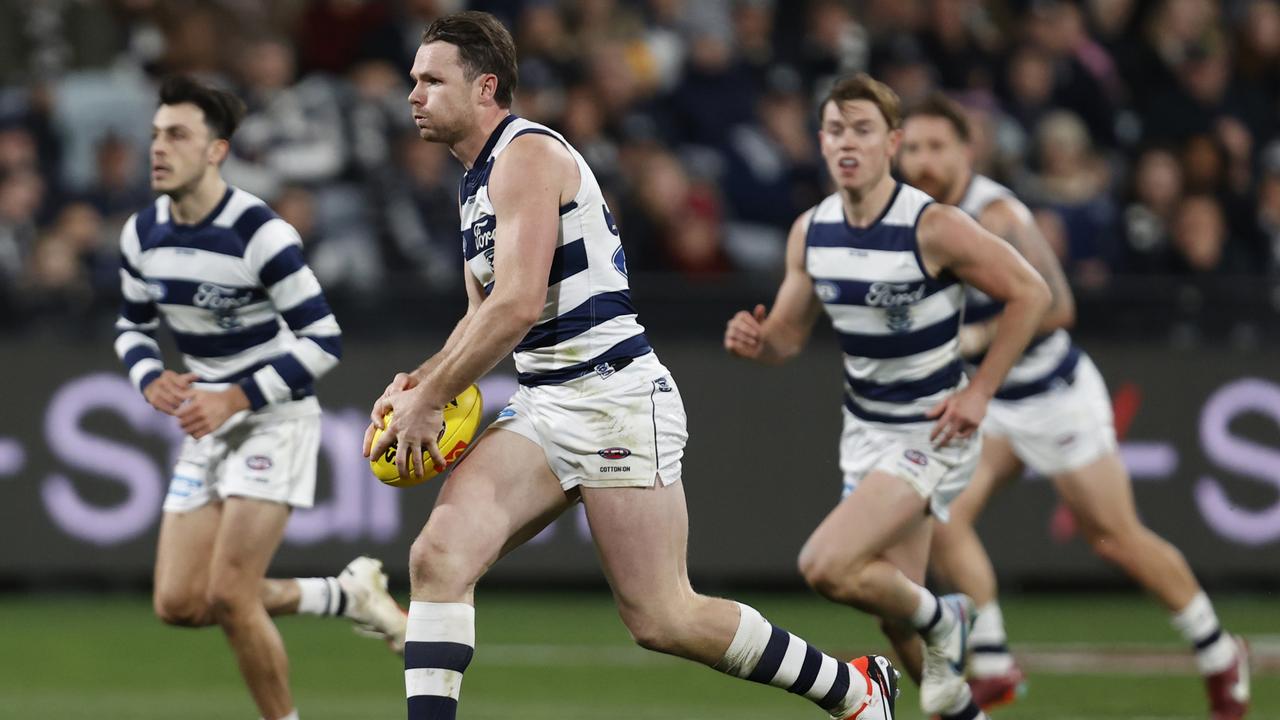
[113,214,165,394]
[237,218,343,410]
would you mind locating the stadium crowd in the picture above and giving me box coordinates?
[1,0,1279,325]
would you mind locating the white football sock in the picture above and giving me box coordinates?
[716,602,870,717]
[970,601,1014,676]
[1171,592,1237,674]
[295,577,346,616]
[910,584,948,642]
[406,601,475,720]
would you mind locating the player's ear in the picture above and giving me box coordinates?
[478,72,498,103]
[886,127,904,156]
[208,138,230,166]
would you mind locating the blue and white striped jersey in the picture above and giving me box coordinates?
[806,183,965,424]
[958,173,1079,400]
[114,187,342,412]
[460,115,650,386]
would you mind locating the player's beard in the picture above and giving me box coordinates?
[910,170,954,203]
[418,107,470,146]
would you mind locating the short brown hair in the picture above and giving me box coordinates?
[821,73,901,130]
[422,11,518,108]
[158,75,246,140]
[903,92,971,143]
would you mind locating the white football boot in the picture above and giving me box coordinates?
[338,556,407,655]
[920,593,976,715]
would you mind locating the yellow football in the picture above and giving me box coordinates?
[369,384,483,488]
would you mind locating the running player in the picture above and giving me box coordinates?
[364,12,900,720]
[898,92,1250,719]
[724,74,1051,720]
[115,76,406,720]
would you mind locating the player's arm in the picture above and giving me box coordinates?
[723,210,823,365]
[918,204,1051,445]
[180,219,343,438]
[113,213,195,415]
[978,196,1075,332]
[362,266,483,457]
[370,134,566,477]
[408,269,485,383]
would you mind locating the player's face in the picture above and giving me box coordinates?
[819,100,901,195]
[899,115,969,203]
[150,103,218,195]
[408,42,481,145]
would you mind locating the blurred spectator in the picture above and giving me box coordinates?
[1001,44,1057,136]
[295,0,396,75]
[51,201,113,297]
[1141,33,1272,148]
[0,168,44,285]
[666,27,758,148]
[81,134,152,220]
[1120,146,1183,272]
[1256,147,1280,274]
[783,0,868,96]
[1025,0,1127,147]
[623,148,729,278]
[1170,193,1234,274]
[1233,0,1280,109]
[919,0,1000,91]
[222,36,348,199]
[874,36,937,108]
[561,84,621,185]
[718,80,822,271]
[383,134,464,289]
[1019,110,1116,273]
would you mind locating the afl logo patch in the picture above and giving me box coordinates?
[903,449,928,466]
[597,447,631,460]
[814,281,839,302]
[246,455,273,471]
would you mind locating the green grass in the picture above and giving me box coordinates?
[4,592,1277,719]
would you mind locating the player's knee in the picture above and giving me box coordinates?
[1086,529,1133,567]
[618,605,683,654]
[798,550,855,602]
[204,583,257,626]
[409,525,481,593]
[153,590,211,627]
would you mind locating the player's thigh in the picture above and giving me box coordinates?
[1051,451,1141,541]
[579,477,692,607]
[418,427,571,573]
[803,470,931,575]
[947,433,1023,526]
[154,504,222,609]
[207,496,292,599]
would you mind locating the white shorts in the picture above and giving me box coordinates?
[839,410,981,521]
[983,353,1117,476]
[163,398,321,513]
[490,353,687,491]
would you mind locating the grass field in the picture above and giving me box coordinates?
[5,591,1277,719]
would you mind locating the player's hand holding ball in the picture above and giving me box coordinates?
[724,304,768,359]
[365,382,482,488]
[362,371,418,454]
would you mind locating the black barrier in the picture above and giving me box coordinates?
[2,331,1278,588]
